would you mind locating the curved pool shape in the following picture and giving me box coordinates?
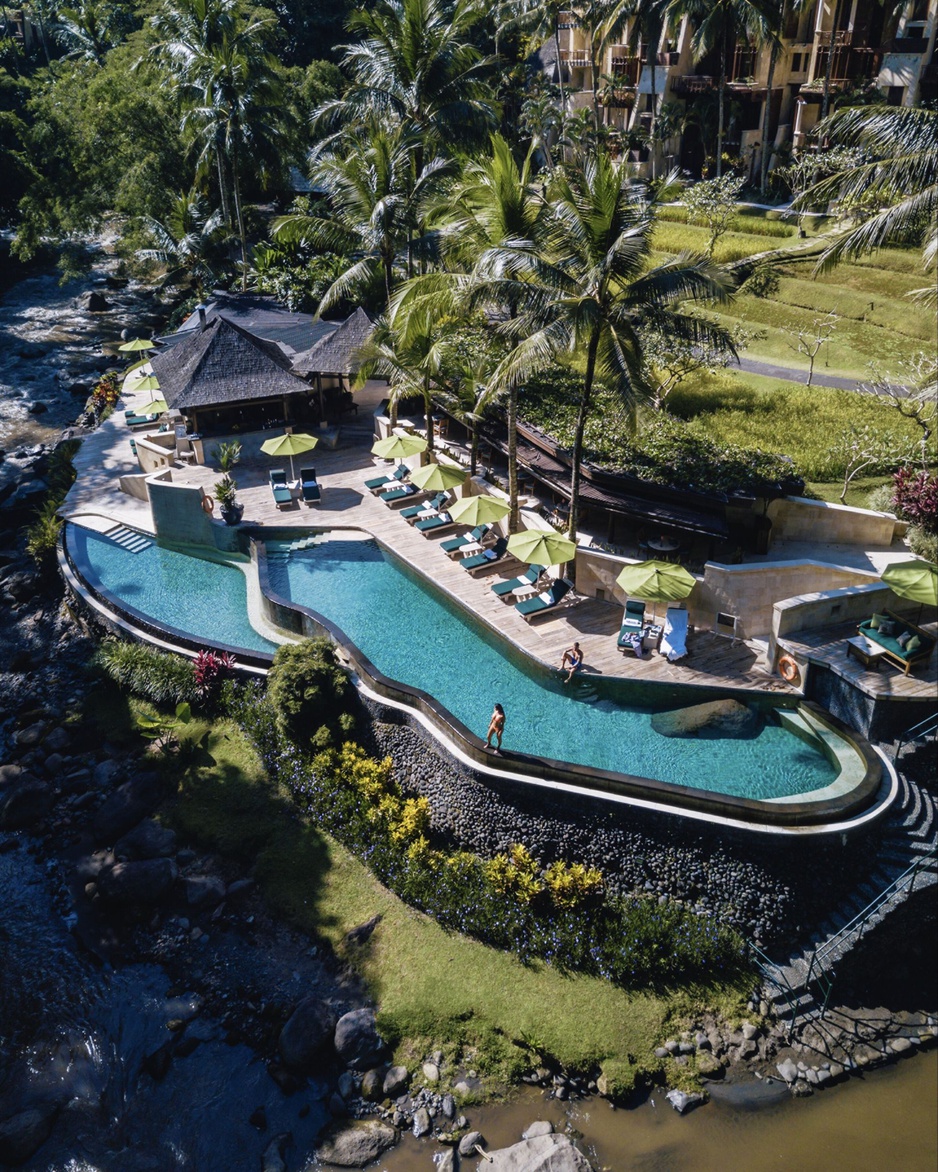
[267,537,838,801]
[68,526,277,656]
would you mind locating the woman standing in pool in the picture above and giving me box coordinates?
[486,703,505,752]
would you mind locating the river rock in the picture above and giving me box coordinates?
[80,290,110,312]
[696,1052,724,1079]
[185,875,226,909]
[278,997,336,1072]
[383,1065,409,1097]
[333,1008,387,1070]
[360,1068,385,1101]
[115,818,176,860]
[665,1089,706,1114]
[441,1093,455,1120]
[776,1059,799,1084]
[458,1131,484,1156]
[412,1107,431,1137]
[94,773,165,842]
[96,858,178,904]
[14,722,46,748]
[261,1132,291,1172]
[0,779,52,829]
[436,1151,456,1172]
[422,1061,440,1083]
[484,1134,595,1171]
[651,699,763,740]
[0,1103,61,1165]
[314,1119,397,1167]
[523,1121,554,1138]
[42,726,70,754]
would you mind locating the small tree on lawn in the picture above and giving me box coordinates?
[830,423,914,504]
[684,174,745,259]
[640,319,755,410]
[860,355,937,462]
[785,310,838,387]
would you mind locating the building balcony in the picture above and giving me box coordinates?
[672,73,714,95]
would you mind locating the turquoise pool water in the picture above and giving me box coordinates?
[68,526,277,655]
[269,537,838,800]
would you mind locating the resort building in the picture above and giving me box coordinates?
[538,0,938,177]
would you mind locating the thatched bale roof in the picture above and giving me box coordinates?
[160,292,336,354]
[292,308,373,376]
[151,315,312,411]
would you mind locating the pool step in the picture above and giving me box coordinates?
[102,524,152,554]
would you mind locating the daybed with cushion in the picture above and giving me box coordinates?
[857,611,934,675]
[515,578,573,621]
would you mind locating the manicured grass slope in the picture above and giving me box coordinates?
[166,718,747,1078]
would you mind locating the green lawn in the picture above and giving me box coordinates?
[162,717,749,1086]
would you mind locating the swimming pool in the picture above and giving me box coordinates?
[266,535,839,801]
[68,525,278,656]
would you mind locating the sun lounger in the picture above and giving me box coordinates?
[515,578,573,621]
[440,524,492,556]
[401,492,448,521]
[300,467,321,505]
[461,536,510,574]
[380,483,424,505]
[491,564,544,599]
[366,465,408,493]
[269,469,293,510]
[661,606,688,662]
[617,599,646,652]
[416,510,458,534]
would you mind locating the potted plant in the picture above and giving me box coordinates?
[214,475,243,525]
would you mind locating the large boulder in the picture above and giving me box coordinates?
[314,1119,397,1167]
[278,997,336,1072]
[651,699,763,740]
[114,818,176,861]
[0,1103,60,1165]
[0,779,51,830]
[483,1134,596,1172]
[333,1008,387,1071]
[94,773,165,843]
[96,858,177,904]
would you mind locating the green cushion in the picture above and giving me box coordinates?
[870,612,889,630]
[907,634,922,652]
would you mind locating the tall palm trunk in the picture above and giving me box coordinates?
[423,377,435,456]
[231,142,249,291]
[820,19,837,121]
[759,38,779,195]
[568,326,600,545]
[553,22,567,110]
[716,28,727,177]
[215,127,232,225]
[647,30,658,179]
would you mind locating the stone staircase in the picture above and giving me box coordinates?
[756,744,937,1032]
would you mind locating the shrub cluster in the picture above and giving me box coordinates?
[25,439,81,575]
[93,639,197,706]
[228,687,745,989]
[267,638,356,750]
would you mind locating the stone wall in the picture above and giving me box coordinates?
[359,698,885,949]
[134,433,176,475]
[769,582,920,664]
[767,496,901,548]
[147,477,214,547]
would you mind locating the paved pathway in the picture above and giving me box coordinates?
[735,354,863,391]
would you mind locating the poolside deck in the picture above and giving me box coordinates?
[154,439,791,695]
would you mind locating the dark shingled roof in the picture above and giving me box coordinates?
[151,315,312,411]
[292,308,374,376]
[160,292,337,355]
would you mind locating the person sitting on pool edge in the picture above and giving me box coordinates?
[560,641,583,684]
[486,703,505,752]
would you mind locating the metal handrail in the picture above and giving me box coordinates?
[748,939,802,1037]
[895,713,938,758]
[804,855,933,1013]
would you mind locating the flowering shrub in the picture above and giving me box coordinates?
[88,372,120,419]
[892,467,938,535]
[194,650,237,704]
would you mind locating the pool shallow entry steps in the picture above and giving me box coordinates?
[61,520,887,829]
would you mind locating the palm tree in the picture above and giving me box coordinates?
[485,148,735,542]
[136,189,225,294]
[669,0,777,177]
[798,104,937,286]
[315,0,498,163]
[56,0,119,62]
[273,125,452,313]
[620,0,670,176]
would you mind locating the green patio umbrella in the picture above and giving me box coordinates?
[138,397,169,415]
[371,434,428,460]
[447,494,511,527]
[507,529,576,568]
[119,337,155,353]
[130,374,161,395]
[260,431,319,481]
[881,559,938,608]
[408,461,468,493]
[615,559,696,621]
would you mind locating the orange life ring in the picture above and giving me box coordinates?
[778,655,800,685]
[202,494,214,515]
